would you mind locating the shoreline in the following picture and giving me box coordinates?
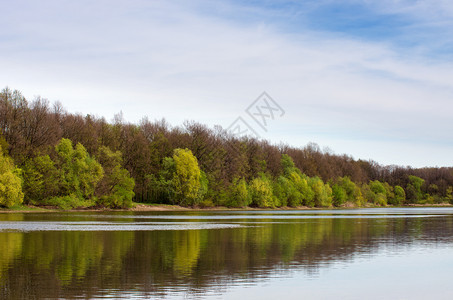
[1,203,452,213]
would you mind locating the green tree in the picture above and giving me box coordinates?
[368,180,387,206]
[281,154,296,175]
[446,186,453,204]
[198,170,209,203]
[249,174,274,208]
[155,148,203,206]
[287,172,314,207]
[46,138,104,209]
[309,177,332,207]
[406,175,425,203]
[331,183,347,206]
[95,146,135,208]
[227,177,251,207]
[22,155,59,204]
[273,175,303,207]
[278,155,312,207]
[353,185,366,206]
[172,148,202,206]
[389,185,406,205]
[0,145,24,207]
[56,139,104,198]
[150,156,175,204]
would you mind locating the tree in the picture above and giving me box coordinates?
[156,148,203,206]
[55,139,104,200]
[446,186,453,204]
[273,175,302,207]
[22,155,59,204]
[281,154,296,176]
[406,175,425,203]
[227,177,251,207]
[41,138,104,209]
[390,185,406,205]
[368,180,388,206]
[331,183,347,206]
[291,173,315,207]
[249,174,275,208]
[0,145,24,207]
[95,146,135,208]
[331,176,360,206]
[279,154,314,207]
[309,177,332,207]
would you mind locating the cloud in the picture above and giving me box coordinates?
[0,0,452,167]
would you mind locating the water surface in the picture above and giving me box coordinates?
[1,208,453,299]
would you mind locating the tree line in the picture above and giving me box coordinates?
[1,87,452,208]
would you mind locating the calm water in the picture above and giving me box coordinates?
[1,208,453,299]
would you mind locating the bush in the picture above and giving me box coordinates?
[45,194,95,210]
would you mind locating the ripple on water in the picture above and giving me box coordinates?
[0,221,243,232]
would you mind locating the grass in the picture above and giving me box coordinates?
[0,204,52,212]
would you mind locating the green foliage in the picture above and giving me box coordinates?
[274,175,302,207]
[330,176,365,207]
[361,183,372,203]
[309,177,332,207]
[0,145,24,208]
[22,139,104,209]
[249,174,275,208]
[153,148,203,206]
[331,176,360,206]
[55,139,104,201]
[288,172,314,207]
[281,154,296,175]
[331,184,347,206]
[150,157,176,204]
[198,170,209,202]
[227,177,251,207]
[172,148,202,206]
[406,175,425,203]
[427,184,442,203]
[276,154,314,207]
[44,194,95,210]
[354,185,366,206]
[22,155,59,204]
[96,146,135,208]
[370,180,386,195]
[446,186,453,204]
[389,185,405,205]
[364,180,388,206]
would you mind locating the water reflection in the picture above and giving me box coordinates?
[1,209,453,299]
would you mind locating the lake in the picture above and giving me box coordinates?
[1,208,453,299]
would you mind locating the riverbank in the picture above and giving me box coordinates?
[1,202,452,213]
[0,203,311,213]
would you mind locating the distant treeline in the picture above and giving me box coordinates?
[0,87,452,208]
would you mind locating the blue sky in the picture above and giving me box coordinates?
[1,0,453,167]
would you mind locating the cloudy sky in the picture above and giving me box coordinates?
[1,0,452,167]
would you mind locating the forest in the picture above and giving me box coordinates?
[1,87,452,209]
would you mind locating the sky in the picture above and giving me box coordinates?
[1,0,452,168]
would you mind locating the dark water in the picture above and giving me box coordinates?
[1,208,453,299]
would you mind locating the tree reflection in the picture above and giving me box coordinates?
[1,213,453,299]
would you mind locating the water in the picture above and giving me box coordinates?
[1,208,453,299]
